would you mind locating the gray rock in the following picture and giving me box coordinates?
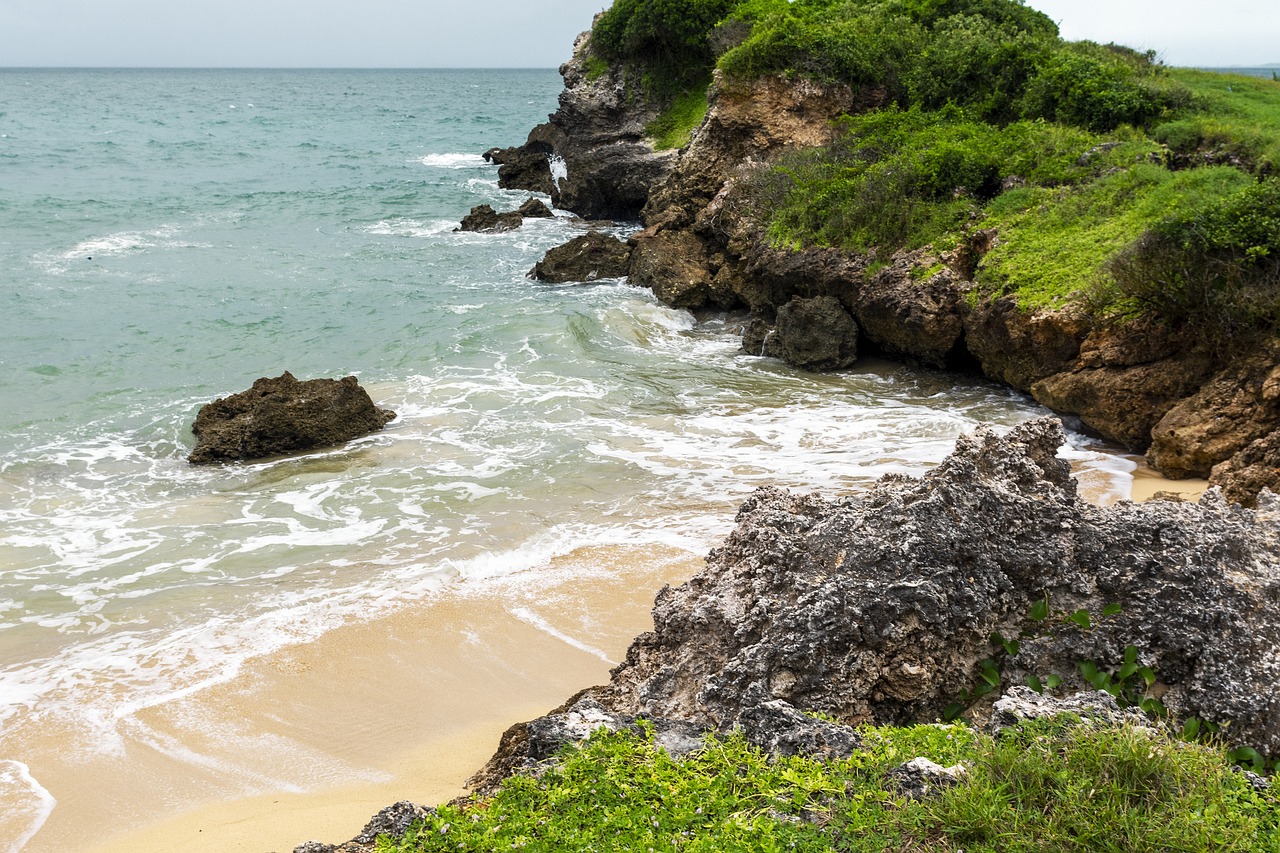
[735,697,861,759]
[988,686,1138,733]
[350,801,433,846]
[886,757,968,799]
[593,417,1280,759]
[188,372,395,465]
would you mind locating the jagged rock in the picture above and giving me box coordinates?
[289,801,433,853]
[485,142,555,196]
[188,373,395,465]
[466,697,707,794]
[456,203,521,233]
[1148,345,1280,479]
[962,297,1089,391]
[735,696,861,759]
[590,418,1280,760]
[529,231,632,283]
[515,197,554,219]
[771,295,858,371]
[886,757,968,799]
[1210,434,1280,507]
[629,230,735,309]
[988,687,1137,733]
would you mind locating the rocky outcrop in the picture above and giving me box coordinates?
[759,295,858,371]
[587,418,1280,758]
[528,230,632,283]
[1148,345,1280,479]
[188,372,394,465]
[489,31,678,220]
[628,230,735,309]
[1210,431,1280,507]
[456,198,553,233]
[853,255,966,368]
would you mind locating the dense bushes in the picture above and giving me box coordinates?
[763,106,1127,253]
[592,0,740,85]
[1106,177,1280,345]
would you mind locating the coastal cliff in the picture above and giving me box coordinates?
[496,0,1280,505]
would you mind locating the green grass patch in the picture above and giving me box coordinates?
[975,164,1255,309]
[1156,69,1280,170]
[645,85,712,150]
[382,719,1277,853]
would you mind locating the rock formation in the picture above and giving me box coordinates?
[585,418,1280,758]
[456,197,553,233]
[501,24,1280,503]
[528,230,632,283]
[188,372,395,464]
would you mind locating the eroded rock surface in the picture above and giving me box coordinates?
[528,230,632,283]
[188,372,394,464]
[589,418,1280,758]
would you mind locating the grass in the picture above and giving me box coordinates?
[381,718,1278,853]
[1157,69,1280,170]
[645,85,712,150]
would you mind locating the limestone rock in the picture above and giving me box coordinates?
[886,757,968,799]
[629,230,735,309]
[466,697,707,795]
[485,142,555,196]
[528,231,632,283]
[188,372,395,465]
[772,295,858,371]
[515,197,554,219]
[591,418,1280,759]
[988,687,1136,733]
[1210,433,1280,507]
[1148,345,1280,479]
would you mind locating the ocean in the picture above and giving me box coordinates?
[0,68,1137,851]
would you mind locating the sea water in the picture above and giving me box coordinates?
[0,68,1136,850]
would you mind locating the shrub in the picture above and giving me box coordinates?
[1105,176,1280,347]
[592,0,741,84]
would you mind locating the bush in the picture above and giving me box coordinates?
[592,0,741,83]
[1105,177,1280,346]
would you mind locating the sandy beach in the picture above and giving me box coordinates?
[5,545,703,853]
[6,464,1205,853]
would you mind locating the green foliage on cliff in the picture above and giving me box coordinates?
[593,0,739,85]
[645,86,711,150]
[383,719,1278,853]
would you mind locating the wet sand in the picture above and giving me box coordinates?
[17,464,1207,853]
[12,545,703,853]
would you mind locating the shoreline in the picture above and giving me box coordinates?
[20,545,702,853]
[64,466,1207,853]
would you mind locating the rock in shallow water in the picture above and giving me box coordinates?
[188,372,395,465]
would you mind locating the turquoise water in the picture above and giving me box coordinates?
[0,69,1135,850]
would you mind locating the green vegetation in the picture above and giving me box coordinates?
[383,720,1278,853]
[645,85,712,150]
[584,0,1280,337]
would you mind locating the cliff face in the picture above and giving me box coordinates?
[502,30,1280,504]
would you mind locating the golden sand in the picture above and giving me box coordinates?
[10,545,703,853]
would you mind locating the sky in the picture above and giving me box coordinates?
[0,0,1275,68]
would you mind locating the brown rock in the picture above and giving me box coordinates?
[1211,431,1280,507]
[188,372,395,465]
[629,230,735,309]
[962,296,1089,391]
[1031,355,1214,450]
[528,231,632,283]
[456,204,521,233]
[1147,346,1280,479]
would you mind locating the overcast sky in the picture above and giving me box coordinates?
[0,0,1275,68]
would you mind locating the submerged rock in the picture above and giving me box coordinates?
[456,197,552,233]
[188,372,394,465]
[528,230,632,283]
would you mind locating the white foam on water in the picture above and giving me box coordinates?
[363,218,457,238]
[418,152,488,169]
[0,760,56,853]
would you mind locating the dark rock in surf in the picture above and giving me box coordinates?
[457,203,521,233]
[772,295,858,371]
[188,372,394,465]
[529,230,632,283]
[515,197,554,219]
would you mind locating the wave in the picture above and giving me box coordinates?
[418,152,489,169]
